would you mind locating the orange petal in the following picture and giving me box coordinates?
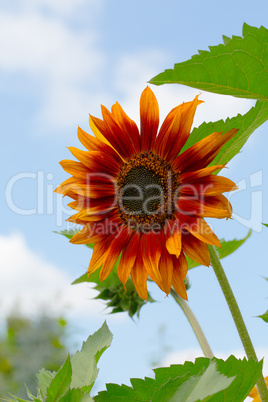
[140,87,159,151]
[173,129,238,173]
[141,232,162,284]
[88,239,110,275]
[158,245,173,295]
[89,114,112,146]
[182,232,210,266]
[131,244,148,300]
[184,218,221,247]
[101,105,139,159]
[70,226,104,245]
[117,232,140,286]
[172,252,188,300]
[68,196,115,213]
[68,147,121,175]
[60,159,90,180]
[179,165,226,182]
[178,194,232,219]
[100,227,131,282]
[111,102,141,153]
[155,95,202,162]
[55,177,91,198]
[77,126,103,151]
[166,230,182,258]
[179,175,237,196]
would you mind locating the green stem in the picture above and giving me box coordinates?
[170,288,213,359]
[207,244,268,401]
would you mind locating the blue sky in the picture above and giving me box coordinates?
[1,0,268,395]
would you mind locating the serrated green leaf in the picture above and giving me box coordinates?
[58,389,93,402]
[262,223,268,228]
[95,356,262,402]
[150,24,268,101]
[70,322,113,393]
[169,362,234,401]
[180,101,268,169]
[46,355,72,402]
[258,310,268,323]
[36,369,56,400]
[188,230,252,269]
[24,387,43,402]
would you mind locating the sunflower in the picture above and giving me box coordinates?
[55,87,237,300]
[249,377,268,401]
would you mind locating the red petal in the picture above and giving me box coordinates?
[178,194,232,219]
[179,165,226,182]
[141,232,162,284]
[111,102,141,153]
[140,87,159,151]
[173,128,238,173]
[100,226,131,281]
[158,243,173,295]
[117,232,140,286]
[131,243,148,300]
[100,105,138,158]
[154,95,201,162]
[179,175,237,196]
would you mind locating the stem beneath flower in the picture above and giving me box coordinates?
[170,288,213,359]
[207,244,268,401]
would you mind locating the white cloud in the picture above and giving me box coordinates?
[0,232,106,320]
[0,4,105,132]
[9,0,102,18]
[0,2,253,134]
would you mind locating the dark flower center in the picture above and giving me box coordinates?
[116,151,180,231]
[122,166,163,214]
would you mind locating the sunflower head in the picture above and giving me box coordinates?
[56,87,238,301]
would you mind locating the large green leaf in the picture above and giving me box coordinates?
[150,24,268,101]
[95,356,262,402]
[188,230,252,269]
[180,101,268,169]
[70,321,113,393]
[46,355,72,401]
[169,362,234,401]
